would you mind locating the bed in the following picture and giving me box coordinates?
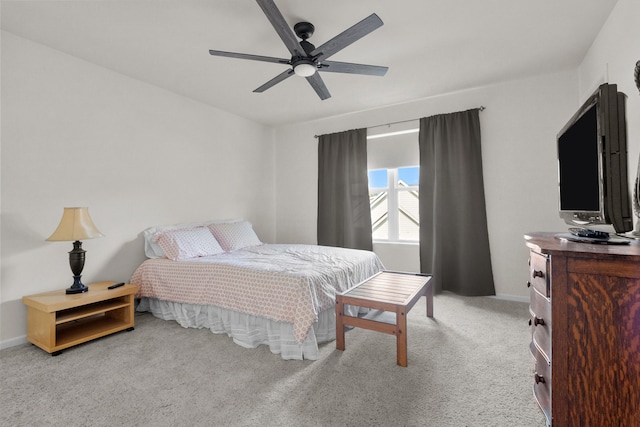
[130,220,384,360]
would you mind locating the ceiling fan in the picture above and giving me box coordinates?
[208,0,388,100]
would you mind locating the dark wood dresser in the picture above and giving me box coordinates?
[525,232,640,427]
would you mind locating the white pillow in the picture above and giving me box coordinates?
[208,221,262,252]
[154,227,224,261]
[142,219,240,258]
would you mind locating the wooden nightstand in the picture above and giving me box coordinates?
[22,281,137,355]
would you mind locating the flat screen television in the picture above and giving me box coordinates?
[557,83,633,234]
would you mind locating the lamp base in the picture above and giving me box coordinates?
[66,276,88,294]
[66,285,88,294]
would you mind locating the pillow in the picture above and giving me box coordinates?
[142,219,240,258]
[153,227,225,260]
[208,221,262,252]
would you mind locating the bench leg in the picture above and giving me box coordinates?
[425,282,434,318]
[335,298,345,351]
[396,307,408,367]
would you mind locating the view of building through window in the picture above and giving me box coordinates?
[368,166,419,241]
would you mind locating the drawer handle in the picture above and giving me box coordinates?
[533,317,545,326]
[532,270,545,279]
[534,373,545,384]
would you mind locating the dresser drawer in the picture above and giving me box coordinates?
[529,251,550,298]
[533,346,552,425]
[530,287,551,363]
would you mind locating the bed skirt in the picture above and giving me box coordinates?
[136,297,360,360]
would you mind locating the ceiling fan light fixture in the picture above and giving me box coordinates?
[208,4,386,99]
[293,61,317,77]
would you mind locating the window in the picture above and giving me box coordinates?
[368,166,419,242]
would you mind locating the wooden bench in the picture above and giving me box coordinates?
[335,270,433,367]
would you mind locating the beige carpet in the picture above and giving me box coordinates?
[1,293,546,426]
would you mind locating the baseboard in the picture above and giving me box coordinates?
[0,296,529,349]
[490,294,529,304]
[0,335,27,350]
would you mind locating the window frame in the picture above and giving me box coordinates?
[369,166,420,243]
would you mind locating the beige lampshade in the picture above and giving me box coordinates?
[46,207,104,241]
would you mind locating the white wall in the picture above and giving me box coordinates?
[0,32,276,346]
[274,70,578,300]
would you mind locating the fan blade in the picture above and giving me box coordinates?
[209,50,289,65]
[305,73,331,100]
[310,13,384,61]
[319,60,388,76]
[255,0,305,57]
[254,69,295,93]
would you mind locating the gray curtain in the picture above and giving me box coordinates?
[419,109,495,296]
[317,128,373,250]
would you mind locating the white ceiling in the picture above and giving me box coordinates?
[1,0,619,127]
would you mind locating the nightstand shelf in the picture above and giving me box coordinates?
[22,281,137,355]
[56,298,131,324]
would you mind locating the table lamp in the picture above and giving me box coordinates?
[46,207,104,294]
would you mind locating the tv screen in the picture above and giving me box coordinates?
[557,83,632,234]
[558,103,599,212]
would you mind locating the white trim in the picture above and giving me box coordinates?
[367,128,419,140]
[387,169,399,240]
[490,294,529,304]
[0,335,28,350]
[372,240,419,246]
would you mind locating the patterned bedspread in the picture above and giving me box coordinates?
[130,244,384,343]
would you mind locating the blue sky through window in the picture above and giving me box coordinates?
[368,169,388,188]
[398,166,419,185]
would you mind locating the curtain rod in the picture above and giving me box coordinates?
[313,106,485,138]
